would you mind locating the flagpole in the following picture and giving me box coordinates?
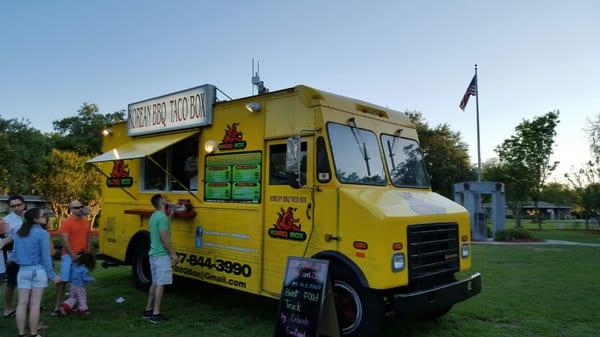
[474,64,481,182]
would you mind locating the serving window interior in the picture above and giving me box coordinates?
[142,136,199,192]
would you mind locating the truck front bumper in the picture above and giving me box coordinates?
[393,272,481,316]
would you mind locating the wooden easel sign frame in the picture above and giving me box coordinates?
[274,256,340,337]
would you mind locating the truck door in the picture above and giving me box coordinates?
[262,137,314,295]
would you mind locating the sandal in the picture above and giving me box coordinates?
[50,310,60,317]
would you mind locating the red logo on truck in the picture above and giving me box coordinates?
[219,123,247,150]
[111,160,130,178]
[269,207,307,241]
[107,160,133,187]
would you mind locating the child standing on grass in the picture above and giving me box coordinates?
[59,253,95,316]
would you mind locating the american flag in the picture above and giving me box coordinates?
[459,75,477,110]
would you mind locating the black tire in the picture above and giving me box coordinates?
[132,238,151,291]
[332,264,384,337]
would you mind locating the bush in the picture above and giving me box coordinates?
[494,228,535,241]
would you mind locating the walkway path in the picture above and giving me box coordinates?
[473,239,600,247]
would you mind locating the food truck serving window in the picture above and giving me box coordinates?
[204,152,262,203]
[142,136,199,192]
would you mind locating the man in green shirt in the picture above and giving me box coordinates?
[143,194,178,323]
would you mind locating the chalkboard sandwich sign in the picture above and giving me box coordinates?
[274,257,340,337]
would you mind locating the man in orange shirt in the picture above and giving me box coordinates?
[52,200,91,316]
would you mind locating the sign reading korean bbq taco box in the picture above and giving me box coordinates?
[127,84,216,136]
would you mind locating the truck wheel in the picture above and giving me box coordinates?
[332,265,384,337]
[132,239,151,291]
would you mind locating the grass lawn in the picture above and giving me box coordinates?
[2,238,599,336]
[498,219,600,244]
[529,228,600,244]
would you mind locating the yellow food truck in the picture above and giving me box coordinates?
[89,84,481,337]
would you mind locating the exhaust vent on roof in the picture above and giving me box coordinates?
[355,104,388,118]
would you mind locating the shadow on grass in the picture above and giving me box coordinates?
[169,275,278,318]
[16,266,281,337]
[170,275,462,337]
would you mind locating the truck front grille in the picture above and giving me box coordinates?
[407,223,459,282]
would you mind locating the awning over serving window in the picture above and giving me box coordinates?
[87,130,199,163]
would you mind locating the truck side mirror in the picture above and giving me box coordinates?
[285,136,302,189]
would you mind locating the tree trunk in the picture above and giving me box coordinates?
[585,216,590,230]
[533,201,543,230]
[88,200,101,230]
[50,202,70,230]
[515,205,522,228]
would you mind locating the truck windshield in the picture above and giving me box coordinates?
[381,134,429,188]
[327,123,386,185]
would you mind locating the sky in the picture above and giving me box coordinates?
[1,1,599,182]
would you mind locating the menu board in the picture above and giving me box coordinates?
[205,165,231,183]
[232,182,261,201]
[204,152,261,203]
[206,152,261,166]
[273,257,340,337]
[205,182,231,200]
[233,164,261,182]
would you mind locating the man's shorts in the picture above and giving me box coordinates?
[0,254,5,274]
[60,254,73,282]
[17,265,48,289]
[149,255,173,286]
[6,261,19,289]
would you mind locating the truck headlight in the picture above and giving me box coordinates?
[461,244,470,258]
[391,253,405,272]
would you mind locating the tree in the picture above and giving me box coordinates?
[495,110,560,229]
[0,116,50,194]
[586,112,600,161]
[539,182,575,207]
[568,112,600,228]
[33,149,102,229]
[51,103,125,155]
[582,183,600,227]
[407,112,476,198]
[565,161,600,229]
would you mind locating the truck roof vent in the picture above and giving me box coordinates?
[355,104,389,118]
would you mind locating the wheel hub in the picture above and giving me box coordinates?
[334,280,363,334]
